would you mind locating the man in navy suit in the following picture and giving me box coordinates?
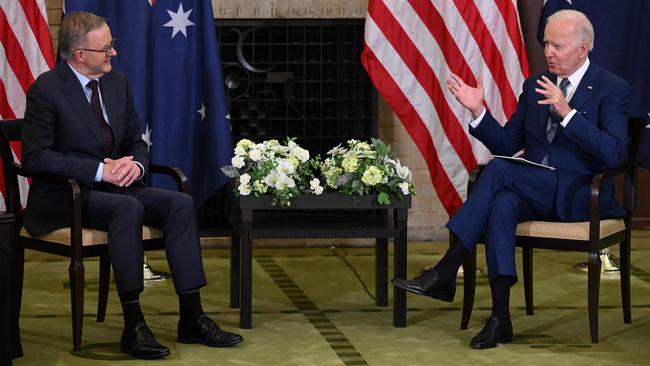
[393,9,629,348]
[21,12,242,359]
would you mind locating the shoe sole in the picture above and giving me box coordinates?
[391,280,454,302]
[120,346,171,359]
[470,336,513,349]
[177,336,243,347]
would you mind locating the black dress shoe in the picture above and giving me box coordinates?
[470,316,513,349]
[391,268,456,302]
[178,314,243,347]
[120,322,171,359]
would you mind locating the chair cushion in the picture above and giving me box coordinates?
[515,219,625,240]
[19,225,164,246]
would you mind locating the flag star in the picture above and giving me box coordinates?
[197,103,206,121]
[163,3,195,38]
[142,124,153,150]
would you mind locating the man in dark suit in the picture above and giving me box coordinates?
[21,12,242,359]
[392,9,629,349]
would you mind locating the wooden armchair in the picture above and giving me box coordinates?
[0,118,188,351]
[459,117,645,343]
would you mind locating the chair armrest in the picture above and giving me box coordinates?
[13,162,84,254]
[148,164,189,193]
[588,162,629,242]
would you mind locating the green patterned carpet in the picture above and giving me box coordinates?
[14,231,650,365]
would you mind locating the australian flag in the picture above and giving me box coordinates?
[538,0,650,168]
[63,0,233,206]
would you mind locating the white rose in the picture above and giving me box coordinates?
[238,183,251,195]
[309,178,321,191]
[239,173,251,185]
[231,155,245,169]
[264,171,279,188]
[277,159,295,175]
[234,146,246,156]
[293,147,310,162]
[249,148,262,162]
[398,182,410,195]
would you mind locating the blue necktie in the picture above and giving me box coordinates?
[546,78,571,143]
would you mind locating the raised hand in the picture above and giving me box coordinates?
[447,73,485,119]
[535,75,571,118]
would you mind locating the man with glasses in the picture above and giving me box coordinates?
[21,11,242,359]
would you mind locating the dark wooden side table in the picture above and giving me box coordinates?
[229,193,410,329]
[0,212,22,365]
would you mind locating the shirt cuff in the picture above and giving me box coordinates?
[134,161,145,180]
[469,108,487,128]
[560,109,577,127]
[95,162,104,182]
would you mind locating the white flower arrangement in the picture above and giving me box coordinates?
[222,137,415,206]
[221,138,323,206]
[320,138,415,204]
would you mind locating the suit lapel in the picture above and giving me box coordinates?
[58,63,107,149]
[568,63,598,112]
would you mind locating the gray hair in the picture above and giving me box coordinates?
[58,11,106,60]
[546,9,594,52]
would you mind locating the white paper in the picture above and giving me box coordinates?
[492,155,556,170]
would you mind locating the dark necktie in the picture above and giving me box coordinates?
[87,80,114,154]
[546,78,571,143]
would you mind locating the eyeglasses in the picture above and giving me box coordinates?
[75,38,117,58]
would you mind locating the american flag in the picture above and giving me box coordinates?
[362,0,529,215]
[0,0,54,209]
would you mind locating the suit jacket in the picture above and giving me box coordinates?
[471,62,629,221]
[21,62,149,235]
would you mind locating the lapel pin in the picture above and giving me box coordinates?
[587,86,593,90]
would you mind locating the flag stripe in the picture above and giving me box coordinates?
[370,1,476,172]
[495,0,530,77]
[452,0,518,116]
[18,0,56,69]
[0,6,35,94]
[362,0,528,215]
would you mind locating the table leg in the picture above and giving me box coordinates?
[230,226,240,308]
[239,210,253,329]
[375,237,388,307]
[393,208,408,327]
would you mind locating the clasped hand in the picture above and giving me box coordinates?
[102,155,140,187]
[535,75,571,118]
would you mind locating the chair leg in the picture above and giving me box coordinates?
[97,253,110,322]
[69,257,85,351]
[461,247,476,330]
[587,251,601,343]
[522,247,534,315]
[619,238,632,324]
